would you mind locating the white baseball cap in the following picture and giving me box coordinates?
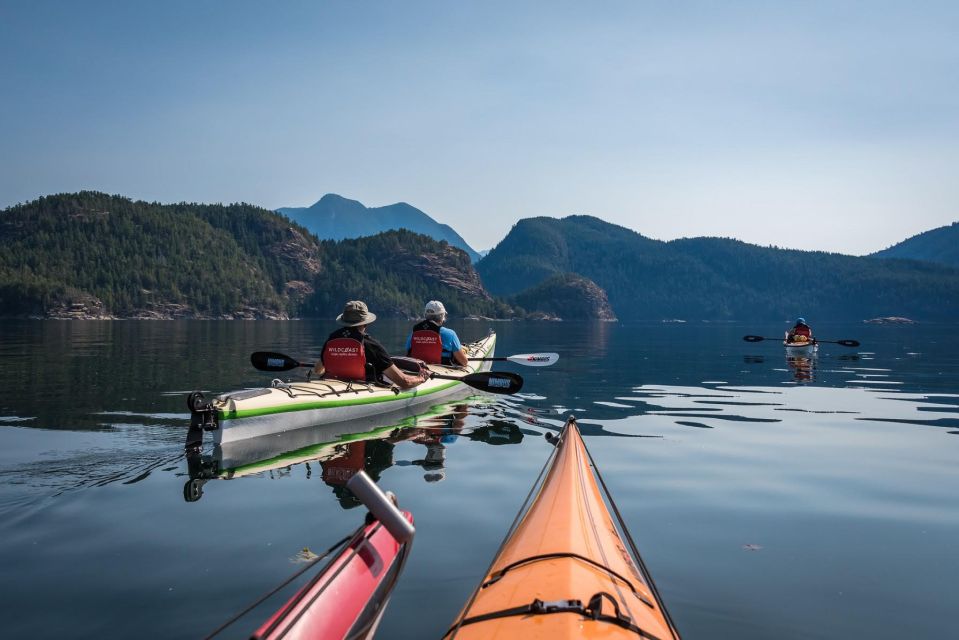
[425,300,447,318]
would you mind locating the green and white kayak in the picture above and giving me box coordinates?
[187,333,496,446]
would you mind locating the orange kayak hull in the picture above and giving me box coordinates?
[445,417,680,639]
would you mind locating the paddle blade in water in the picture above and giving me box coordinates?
[506,352,559,367]
[743,335,765,342]
[250,351,301,372]
[837,339,860,347]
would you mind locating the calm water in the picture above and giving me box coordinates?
[0,320,957,639]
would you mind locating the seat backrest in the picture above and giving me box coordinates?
[323,338,366,381]
[409,330,442,364]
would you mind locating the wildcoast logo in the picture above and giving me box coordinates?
[488,377,511,389]
[330,347,360,355]
[267,358,285,368]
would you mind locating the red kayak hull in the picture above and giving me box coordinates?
[252,512,413,640]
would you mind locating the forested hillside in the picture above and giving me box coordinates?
[305,230,512,319]
[871,222,959,267]
[478,215,959,321]
[0,193,510,319]
[511,273,617,320]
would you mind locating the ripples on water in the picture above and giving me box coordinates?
[0,320,957,638]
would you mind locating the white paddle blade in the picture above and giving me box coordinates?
[506,352,559,367]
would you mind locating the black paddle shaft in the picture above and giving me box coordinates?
[742,335,860,347]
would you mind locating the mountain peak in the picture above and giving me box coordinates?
[315,193,359,206]
[278,195,480,261]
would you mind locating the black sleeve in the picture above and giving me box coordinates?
[363,336,395,375]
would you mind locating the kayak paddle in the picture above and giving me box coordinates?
[251,351,310,372]
[743,335,860,347]
[430,371,523,394]
[250,351,524,395]
[468,352,559,367]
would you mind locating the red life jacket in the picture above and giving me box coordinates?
[408,320,442,364]
[793,325,812,338]
[322,337,366,381]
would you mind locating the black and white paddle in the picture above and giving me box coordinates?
[742,335,860,347]
[468,352,559,367]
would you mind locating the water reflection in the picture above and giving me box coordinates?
[180,379,959,507]
[786,355,816,383]
[184,401,529,504]
[4,320,959,640]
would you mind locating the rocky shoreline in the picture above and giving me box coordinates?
[864,316,917,324]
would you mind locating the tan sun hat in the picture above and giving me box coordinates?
[337,300,377,327]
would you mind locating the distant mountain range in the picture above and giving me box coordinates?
[278,194,481,262]
[477,215,959,321]
[870,222,959,268]
[3,192,958,322]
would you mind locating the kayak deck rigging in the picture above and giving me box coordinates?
[481,551,654,607]
[446,592,670,640]
[269,377,400,399]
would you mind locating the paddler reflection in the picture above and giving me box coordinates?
[398,407,525,482]
[398,405,469,483]
[320,439,396,508]
[787,355,815,383]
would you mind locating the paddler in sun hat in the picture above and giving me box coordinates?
[314,300,429,389]
[786,317,814,343]
[406,300,468,366]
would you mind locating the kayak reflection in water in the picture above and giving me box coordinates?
[406,300,468,367]
[786,316,814,344]
[787,355,815,383]
[314,300,429,389]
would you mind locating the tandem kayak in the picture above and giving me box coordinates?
[187,333,496,446]
[444,417,681,639]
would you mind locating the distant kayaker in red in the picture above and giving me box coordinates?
[314,300,429,389]
[786,317,813,343]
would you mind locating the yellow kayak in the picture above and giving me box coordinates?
[444,417,681,639]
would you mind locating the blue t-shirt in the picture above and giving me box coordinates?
[406,326,462,360]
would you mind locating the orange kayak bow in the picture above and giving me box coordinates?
[444,417,681,639]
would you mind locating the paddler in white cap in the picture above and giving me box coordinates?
[406,300,468,366]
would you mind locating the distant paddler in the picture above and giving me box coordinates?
[406,300,468,366]
[785,317,814,344]
[313,300,429,389]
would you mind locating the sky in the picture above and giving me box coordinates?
[1,0,957,255]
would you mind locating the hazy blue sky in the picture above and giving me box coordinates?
[2,1,956,254]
